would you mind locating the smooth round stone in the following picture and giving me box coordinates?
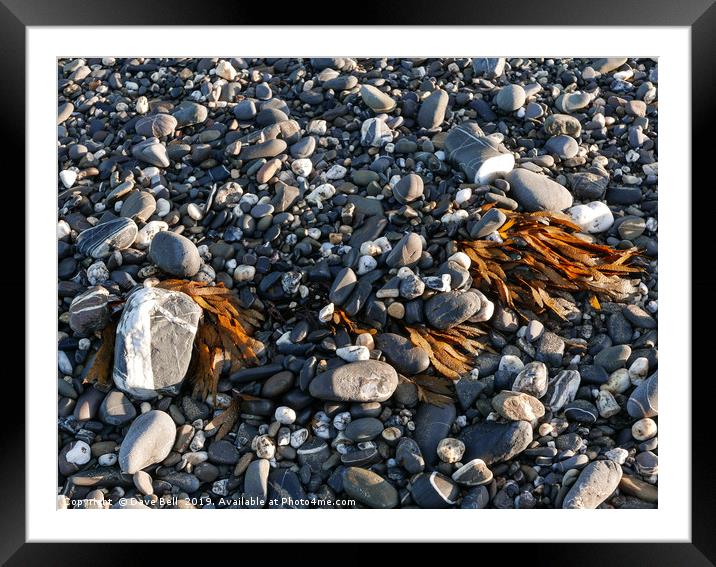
[635,451,658,476]
[76,218,138,259]
[385,233,422,268]
[275,406,296,425]
[511,361,548,398]
[623,305,657,329]
[336,345,370,362]
[99,390,136,426]
[452,458,493,486]
[69,286,111,335]
[250,203,274,218]
[413,402,456,466]
[329,267,357,306]
[627,373,658,418]
[149,231,201,277]
[562,460,622,509]
[256,158,281,184]
[256,107,288,127]
[345,417,384,441]
[458,420,533,465]
[234,99,257,121]
[120,191,156,223]
[118,410,176,474]
[544,135,579,159]
[290,136,316,159]
[135,113,177,137]
[619,474,658,503]
[393,173,424,204]
[396,437,425,474]
[323,75,358,90]
[73,387,106,421]
[461,485,490,509]
[291,158,312,177]
[492,391,545,421]
[308,360,399,402]
[469,207,507,239]
[418,89,449,129]
[568,201,614,233]
[410,472,459,508]
[425,290,481,330]
[437,438,465,463]
[262,370,295,398]
[352,169,380,186]
[594,345,632,372]
[504,169,573,212]
[172,101,208,127]
[208,439,240,465]
[58,101,74,124]
[592,57,628,74]
[632,417,657,441]
[495,84,526,112]
[556,91,592,113]
[544,113,582,137]
[375,332,429,375]
[59,440,92,475]
[618,216,646,240]
[343,467,398,509]
[132,139,170,168]
[564,400,599,424]
[626,100,647,117]
[360,84,396,113]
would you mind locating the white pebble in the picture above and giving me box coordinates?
[605,447,629,465]
[59,169,77,189]
[568,201,614,233]
[318,302,335,323]
[448,251,471,270]
[275,406,297,425]
[87,261,109,285]
[357,255,378,275]
[57,220,71,240]
[155,198,171,217]
[291,158,313,177]
[98,453,118,466]
[336,345,370,362]
[632,417,657,441]
[333,412,352,431]
[66,441,91,466]
[233,265,256,282]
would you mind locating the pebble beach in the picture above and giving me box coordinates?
[57,56,658,510]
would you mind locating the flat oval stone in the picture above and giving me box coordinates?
[385,233,422,268]
[99,390,136,426]
[504,169,573,212]
[149,231,201,277]
[308,360,399,402]
[118,410,176,474]
[492,391,545,421]
[360,84,396,113]
[452,458,493,486]
[76,218,138,259]
[69,286,111,335]
[458,420,533,465]
[411,471,459,508]
[627,373,658,418]
[544,113,582,137]
[375,332,429,375]
[329,267,357,306]
[495,84,526,112]
[425,290,481,330]
[239,139,287,161]
[562,460,622,509]
[120,191,156,223]
[135,113,178,137]
[172,101,208,127]
[345,417,384,441]
[417,89,449,129]
[393,173,424,204]
[343,467,398,508]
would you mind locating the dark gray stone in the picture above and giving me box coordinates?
[459,420,533,465]
[425,290,481,330]
[149,231,202,277]
[413,403,456,466]
[375,333,430,375]
[308,360,399,402]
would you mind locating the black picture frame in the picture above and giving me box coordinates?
[5,0,712,562]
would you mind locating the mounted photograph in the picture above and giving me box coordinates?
[56,56,658,511]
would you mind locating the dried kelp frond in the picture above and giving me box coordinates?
[461,205,643,320]
[331,308,378,336]
[82,320,117,389]
[404,325,490,380]
[157,279,265,401]
[401,374,455,408]
[204,398,240,441]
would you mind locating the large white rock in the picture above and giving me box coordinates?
[568,201,614,233]
[113,287,202,400]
